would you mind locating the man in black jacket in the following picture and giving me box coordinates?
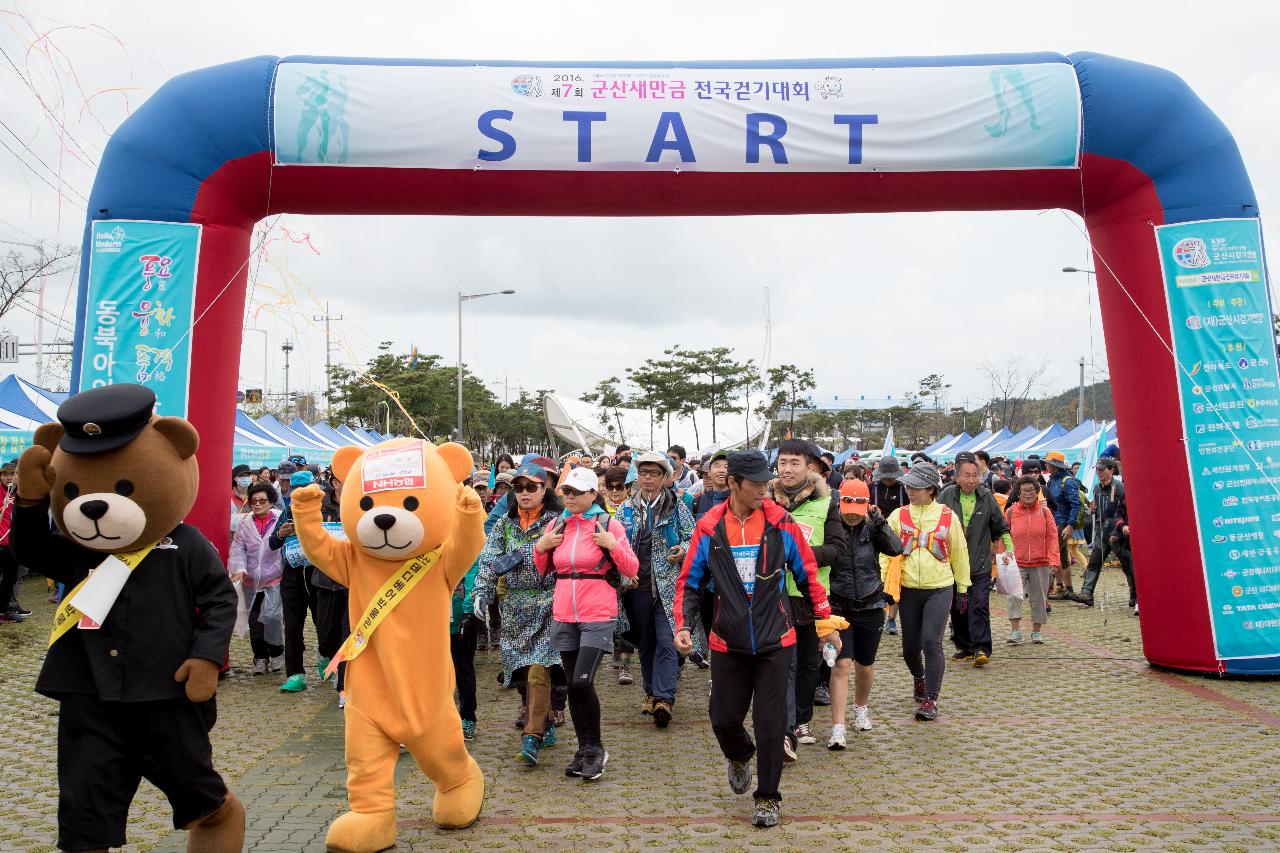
[939,453,1012,667]
[1072,457,1134,607]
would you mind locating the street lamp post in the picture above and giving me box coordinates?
[457,289,516,440]
[281,340,294,418]
[376,399,390,435]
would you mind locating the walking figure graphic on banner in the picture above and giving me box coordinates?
[985,67,1041,138]
[295,69,349,163]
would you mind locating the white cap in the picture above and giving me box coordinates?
[562,465,599,493]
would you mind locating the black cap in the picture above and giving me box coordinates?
[727,450,772,483]
[56,384,156,454]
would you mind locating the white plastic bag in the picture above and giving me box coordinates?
[232,580,250,639]
[996,553,1024,598]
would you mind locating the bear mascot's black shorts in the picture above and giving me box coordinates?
[12,383,244,853]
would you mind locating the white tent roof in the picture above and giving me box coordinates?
[543,393,765,456]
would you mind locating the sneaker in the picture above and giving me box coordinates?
[1047,588,1070,601]
[617,665,634,686]
[565,750,585,777]
[1133,603,1139,617]
[317,656,331,681]
[727,757,752,794]
[828,723,847,750]
[952,650,974,661]
[1031,631,1044,644]
[691,652,710,670]
[794,723,816,745]
[1070,593,1095,606]
[518,734,541,765]
[812,683,831,707]
[852,705,873,732]
[252,658,267,675]
[13,606,31,617]
[337,691,347,709]
[915,699,939,721]
[549,706,566,728]
[973,652,990,668]
[885,617,899,635]
[782,733,798,763]
[581,746,608,781]
[541,725,557,747]
[652,699,672,728]
[268,655,285,673]
[462,719,476,741]
[752,798,780,828]
[515,702,528,729]
[279,674,307,693]
[912,677,926,703]
[1007,630,1023,645]
[641,694,655,715]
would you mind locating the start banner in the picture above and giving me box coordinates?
[273,60,1080,173]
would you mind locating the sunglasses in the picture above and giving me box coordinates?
[511,481,543,493]
[840,496,869,505]
[249,497,271,505]
[561,486,589,498]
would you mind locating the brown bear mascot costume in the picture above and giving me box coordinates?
[291,437,487,853]
[12,384,244,853]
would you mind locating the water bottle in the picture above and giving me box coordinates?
[822,641,838,668]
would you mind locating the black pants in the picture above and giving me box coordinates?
[709,646,789,802]
[0,546,17,613]
[560,645,606,749]
[248,591,283,661]
[792,617,820,727]
[1081,540,1136,601]
[950,571,993,656]
[699,587,716,648]
[313,586,349,691]
[451,625,478,723]
[899,586,951,701]
[56,693,226,851]
[281,564,315,677]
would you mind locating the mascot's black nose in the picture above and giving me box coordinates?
[80,500,109,521]
[373,513,397,531]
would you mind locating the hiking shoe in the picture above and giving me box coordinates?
[549,707,566,727]
[317,656,332,681]
[252,658,267,675]
[1007,630,1023,645]
[268,655,285,673]
[912,677,926,703]
[1047,589,1070,601]
[462,719,476,741]
[0,612,20,623]
[752,798,780,828]
[812,683,831,706]
[852,705,873,732]
[515,702,528,729]
[915,699,939,721]
[1031,631,1044,644]
[782,733,798,763]
[581,746,608,781]
[952,650,974,661]
[641,694,655,715]
[280,674,307,693]
[727,757,752,794]
[1070,593,1095,606]
[973,652,990,668]
[518,734,541,765]
[617,665,634,686]
[794,723,816,745]
[541,725,557,747]
[828,723,847,750]
[565,749,585,777]
[885,617,899,635]
[691,652,710,670]
[12,606,31,617]
[652,699,672,728]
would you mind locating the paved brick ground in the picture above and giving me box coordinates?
[4,568,1280,852]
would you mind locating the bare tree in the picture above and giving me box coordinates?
[979,354,1051,429]
[0,241,78,323]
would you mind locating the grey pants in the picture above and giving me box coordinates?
[898,586,951,701]
[1007,565,1052,625]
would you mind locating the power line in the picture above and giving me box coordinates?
[0,116,91,204]
[0,43,102,167]
[0,134,86,209]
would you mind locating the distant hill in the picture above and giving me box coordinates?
[1019,379,1113,428]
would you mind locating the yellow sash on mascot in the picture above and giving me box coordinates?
[324,546,443,679]
[48,542,158,647]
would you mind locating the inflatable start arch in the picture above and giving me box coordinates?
[71,52,1279,674]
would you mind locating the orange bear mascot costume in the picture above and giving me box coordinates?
[291,438,487,853]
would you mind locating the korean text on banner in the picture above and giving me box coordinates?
[1156,217,1280,661]
[79,220,201,417]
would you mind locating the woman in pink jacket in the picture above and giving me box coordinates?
[1005,475,1061,645]
[535,466,638,782]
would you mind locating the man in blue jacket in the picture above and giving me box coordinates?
[1043,450,1082,600]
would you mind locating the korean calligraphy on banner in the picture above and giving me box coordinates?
[1156,218,1280,661]
[79,220,201,416]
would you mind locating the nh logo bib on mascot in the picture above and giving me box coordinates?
[291,437,487,853]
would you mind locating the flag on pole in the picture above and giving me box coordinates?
[1078,420,1107,494]
[880,425,895,459]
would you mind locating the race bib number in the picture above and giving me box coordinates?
[362,444,426,493]
[731,544,760,597]
[284,521,347,566]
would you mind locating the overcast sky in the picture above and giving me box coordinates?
[1,0,1277,418]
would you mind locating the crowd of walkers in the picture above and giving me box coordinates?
[1,436,1134,830]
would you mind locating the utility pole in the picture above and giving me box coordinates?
[282,340,294,419]
[1078,356,1086,426]
[313,301,344,421]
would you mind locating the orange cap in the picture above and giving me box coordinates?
[838,478,871,516]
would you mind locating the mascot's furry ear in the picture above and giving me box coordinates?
[331,445,363,484]
[151,417,199,460]
[33,422,63,453]
[437,442,473,484]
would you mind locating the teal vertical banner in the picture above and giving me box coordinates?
[79,220,201,416]
[1157,217,1280,661]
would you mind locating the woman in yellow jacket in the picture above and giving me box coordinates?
[880,462,970,721]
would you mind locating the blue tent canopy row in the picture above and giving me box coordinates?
[821,422,1120,469]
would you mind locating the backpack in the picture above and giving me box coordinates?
[547,517,624,589]
[1072,478,1089,529]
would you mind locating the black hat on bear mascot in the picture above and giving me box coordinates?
[57,383,157,454]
